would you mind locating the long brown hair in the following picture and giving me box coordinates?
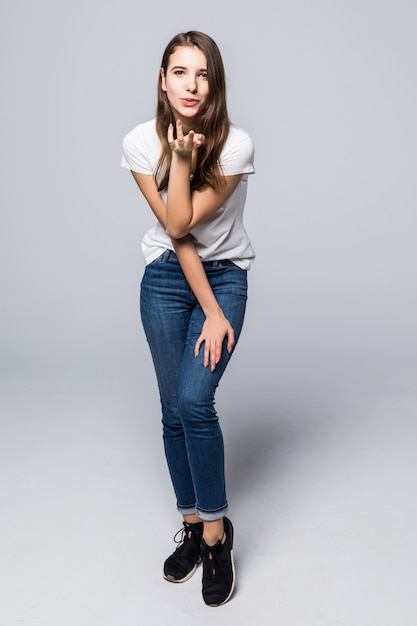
[155,31,230,191]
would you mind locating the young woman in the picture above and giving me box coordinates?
[121,31,255,607]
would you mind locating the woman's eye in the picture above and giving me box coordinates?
[174,70,184,75]
[199,72,208,79]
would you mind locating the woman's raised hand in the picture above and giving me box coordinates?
[167,119,205,156]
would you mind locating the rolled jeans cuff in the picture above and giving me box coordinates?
[177,503,229,522]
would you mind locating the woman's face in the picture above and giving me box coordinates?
[161,45,209,129]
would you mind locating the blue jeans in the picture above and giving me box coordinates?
[140,250,248,521]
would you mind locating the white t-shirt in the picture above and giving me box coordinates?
[121,118,256,269]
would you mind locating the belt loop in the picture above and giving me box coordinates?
[162,249,171,263]
[213,260,219,268]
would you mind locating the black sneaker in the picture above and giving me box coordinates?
[201,517,235,607]
[163,521,203,583]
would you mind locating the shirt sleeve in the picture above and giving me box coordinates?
[121,126,154,174]
[220,127,255,176]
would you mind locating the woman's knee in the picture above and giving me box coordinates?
[177,386,218,429]
[161,402,183,434]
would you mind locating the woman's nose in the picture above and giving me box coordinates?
[186,76,197,92]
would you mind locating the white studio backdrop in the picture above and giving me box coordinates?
[1,3,417,625]
[0,0,416,399]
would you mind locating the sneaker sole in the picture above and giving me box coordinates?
[163,560,201,584]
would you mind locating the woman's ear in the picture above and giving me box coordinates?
[160,68,166,92]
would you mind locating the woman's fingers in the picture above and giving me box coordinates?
[204,339,218,371]
[226,326,235,354]
[176,119,184,143]
[167,123,174,146]
[202,338,220,371]
[167,120,205,151]
[196,133,205,146]
[194,334,204,358]
[194,322,235,372]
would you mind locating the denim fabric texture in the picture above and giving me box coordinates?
[140,250,247,521]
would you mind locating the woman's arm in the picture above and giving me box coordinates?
[171,236,235,370]
[130,170,235,371]
[165,120,242,238]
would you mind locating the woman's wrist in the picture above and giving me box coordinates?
[202,303,225,319]
[171,151,192,167]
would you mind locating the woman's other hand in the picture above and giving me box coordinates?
[194,312,235,372]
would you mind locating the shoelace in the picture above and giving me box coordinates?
[172,523,196,548]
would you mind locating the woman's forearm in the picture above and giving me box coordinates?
[166,153,194,238]
[166,123,226,319]
[171,236,223,318]
[172,235,235,369]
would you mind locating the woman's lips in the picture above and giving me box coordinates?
[181,98,199,107]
